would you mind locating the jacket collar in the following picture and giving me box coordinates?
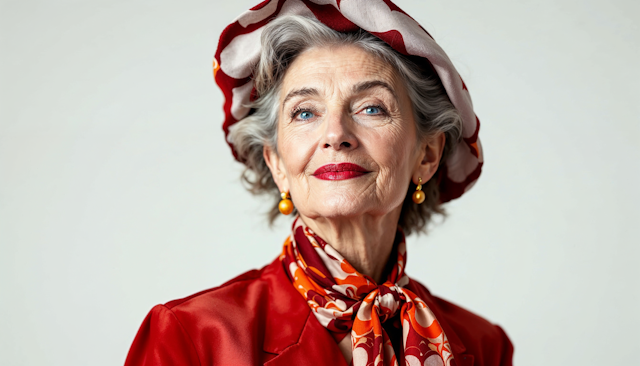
[261,258,349,366]
[261,258,308,354]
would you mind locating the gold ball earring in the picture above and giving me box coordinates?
[279,191,294,215]
[412,178,426,204]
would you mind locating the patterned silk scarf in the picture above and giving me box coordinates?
[280,217,456,366]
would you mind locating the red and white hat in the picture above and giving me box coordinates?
[213,0,483,203]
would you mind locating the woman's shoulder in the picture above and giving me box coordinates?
[125,257,312,366]
[164,262,271,313]
[408,278,514,365]
[159,256,305,329]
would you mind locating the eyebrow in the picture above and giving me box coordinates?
[281,87,319,112]
[351,80,398,101]
[280,80,398,111]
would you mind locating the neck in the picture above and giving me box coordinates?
[299,209,402,283]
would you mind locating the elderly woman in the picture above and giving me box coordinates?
[125,1,513,365]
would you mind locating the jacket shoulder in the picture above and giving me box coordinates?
[164,266,266,310]
[162,258,280,338]
[140,257,308,365]
[126,262,280,366]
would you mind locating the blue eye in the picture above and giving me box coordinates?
[299,111,314,120]
[364,106,381,114]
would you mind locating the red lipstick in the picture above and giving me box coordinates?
[312,163,369,180]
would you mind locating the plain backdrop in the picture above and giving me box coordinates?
[1,0,639,365]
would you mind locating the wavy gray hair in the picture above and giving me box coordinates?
[228,15,462,235]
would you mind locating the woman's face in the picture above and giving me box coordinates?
[265,45,435,221]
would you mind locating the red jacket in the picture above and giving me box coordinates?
[125,258,513,366]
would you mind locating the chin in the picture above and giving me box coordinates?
[298,198,356,217]
[301,199,384,221]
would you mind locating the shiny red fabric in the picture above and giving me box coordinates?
[124,258,513,366]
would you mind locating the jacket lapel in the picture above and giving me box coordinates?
[265,312,349,366]
[261,258,349,366]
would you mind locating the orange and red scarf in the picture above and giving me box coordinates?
[281,217,456,366]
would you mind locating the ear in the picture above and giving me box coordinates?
[263,143,289,193]
[413,132,446,185]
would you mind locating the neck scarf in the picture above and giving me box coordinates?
[280,217,456,366]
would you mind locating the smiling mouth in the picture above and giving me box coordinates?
[312,163,369,181]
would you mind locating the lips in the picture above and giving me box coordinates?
[312,163,369,181]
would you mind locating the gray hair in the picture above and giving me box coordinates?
[228,15,462,235]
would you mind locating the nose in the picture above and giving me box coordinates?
[320,110,358,151]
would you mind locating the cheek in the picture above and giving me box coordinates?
[369,126,416,172]
[277,126,315,177]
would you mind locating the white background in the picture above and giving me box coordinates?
[1,0,638,365]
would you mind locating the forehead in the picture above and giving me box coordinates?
[280,44,400,95]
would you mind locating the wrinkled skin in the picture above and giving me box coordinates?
[264,45,445,284]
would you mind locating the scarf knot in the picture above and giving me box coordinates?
[281,217,456,366]
[367,283,403,322]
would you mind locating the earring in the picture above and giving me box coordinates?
[279,191,294,215]
[412,178,426,204]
